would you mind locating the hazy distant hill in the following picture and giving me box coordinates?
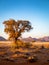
[21,37,37,42]
[0,36,6,41]
[0,36,49,42]
[21,36,49,42]
[38,36,49,42]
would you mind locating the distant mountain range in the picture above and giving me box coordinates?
[21,36,49,42]
[0,36,49,42]
[38,36,49,42]
[0,36,6,41]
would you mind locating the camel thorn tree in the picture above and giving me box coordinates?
[3,19,33,42]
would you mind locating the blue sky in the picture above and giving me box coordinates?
[0,0,49,38]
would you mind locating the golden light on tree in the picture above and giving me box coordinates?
[3,19,33,41]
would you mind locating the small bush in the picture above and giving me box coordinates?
[24,42,32,48]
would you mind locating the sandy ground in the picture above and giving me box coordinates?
[0,42,49,65]
[0,61,49,65]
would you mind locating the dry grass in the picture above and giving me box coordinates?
[31,42,49,48]
[0,41,49,65]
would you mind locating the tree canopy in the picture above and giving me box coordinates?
[3,19,33,41]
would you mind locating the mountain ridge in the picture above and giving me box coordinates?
[0,36,49,42]
[21,36,49,42]
[0,36,6,41]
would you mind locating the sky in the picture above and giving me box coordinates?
[0,0,49,39]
